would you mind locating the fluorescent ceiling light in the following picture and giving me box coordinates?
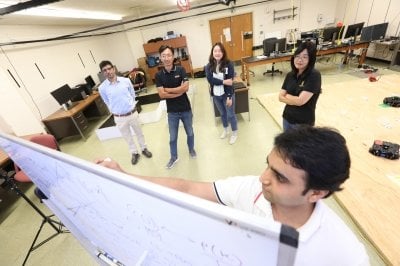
[16,7,122,20]
[0,1,122,20]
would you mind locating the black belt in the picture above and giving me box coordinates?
[113,107,137,117]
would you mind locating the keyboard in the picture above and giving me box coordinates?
[321,42,332,46]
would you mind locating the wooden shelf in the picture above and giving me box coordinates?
[143,37,187,54]
[273,7,297,23]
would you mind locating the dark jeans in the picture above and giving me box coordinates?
[283,118,314,132]
[168,111,195,159]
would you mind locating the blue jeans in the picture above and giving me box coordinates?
[283,118,297,132]
[213,94,238,131]
[283,118,314,132]
[168,111,195,159]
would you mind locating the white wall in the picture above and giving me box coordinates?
[298,0,338,30]
[0,63,45,136]
[124,0,339,68]
[335,0,400,37]
[0,26,135,134]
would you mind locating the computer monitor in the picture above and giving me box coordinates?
[263,37,278,56]
[322,26,342,42]
[71,84,89,102]
[275,38,287,52]
[50,84,72,105]
[85,75,96,92]
[301,31,314,39]
[360,22,389,41]
[344,22,365,39]
[371,22,389,40]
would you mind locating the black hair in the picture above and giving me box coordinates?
[207,42,231,72]
[274,125,350,198]
[159,45,174,55]
[290,41,317,78]
[99,60,113,71]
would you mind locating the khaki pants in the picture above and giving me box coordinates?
[114,111,147,154]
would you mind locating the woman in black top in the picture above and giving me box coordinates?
[279,41,321,131]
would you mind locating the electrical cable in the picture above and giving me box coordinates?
[0,1,271,47]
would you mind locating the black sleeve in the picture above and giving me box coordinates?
[303,69,321,94]
[205,64,214,85]
[177,66,188,82]
[155,71,163,87]
[281,72,291,90]
[225,62,235,98]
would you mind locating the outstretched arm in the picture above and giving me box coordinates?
[95,158,218,203]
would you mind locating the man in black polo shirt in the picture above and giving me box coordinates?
[155,45,196,169]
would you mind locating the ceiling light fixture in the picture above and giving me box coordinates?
[0,1,122,20]
[0,0,61,16]
[15,7,122,20]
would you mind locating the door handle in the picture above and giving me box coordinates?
[241,31,244,51]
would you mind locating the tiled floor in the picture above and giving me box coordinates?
[0,56,395,265]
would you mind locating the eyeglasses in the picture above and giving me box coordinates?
[161,54,173,59]
[102,66,113,72]
[294,55,309,61]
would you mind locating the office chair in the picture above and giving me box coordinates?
[129,68,147,95]
[10,134,68,265]
[262,37,283,76]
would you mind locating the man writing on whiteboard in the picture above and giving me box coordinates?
[97,125,369,265]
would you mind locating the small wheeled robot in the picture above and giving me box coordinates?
[369,140,399,160]
[383,96,400,107]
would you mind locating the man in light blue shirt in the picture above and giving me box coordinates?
[98,60,152,165]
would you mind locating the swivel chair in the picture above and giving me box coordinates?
[262,37,283,76]
[129,68,147,95]
[10,134,68,265]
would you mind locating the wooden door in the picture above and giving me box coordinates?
[209,13,253,61]
[209,17,233,58]
[230,13,253,60]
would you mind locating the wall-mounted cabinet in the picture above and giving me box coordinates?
[143,36,193,81]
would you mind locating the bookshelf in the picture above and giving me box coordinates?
[143,36,193,81]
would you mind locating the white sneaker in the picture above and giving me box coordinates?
[229,135,237,145]
[220,131,228,139]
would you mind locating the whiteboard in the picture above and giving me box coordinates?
[0,133,298,266]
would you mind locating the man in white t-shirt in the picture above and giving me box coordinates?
[97,125,369,265]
